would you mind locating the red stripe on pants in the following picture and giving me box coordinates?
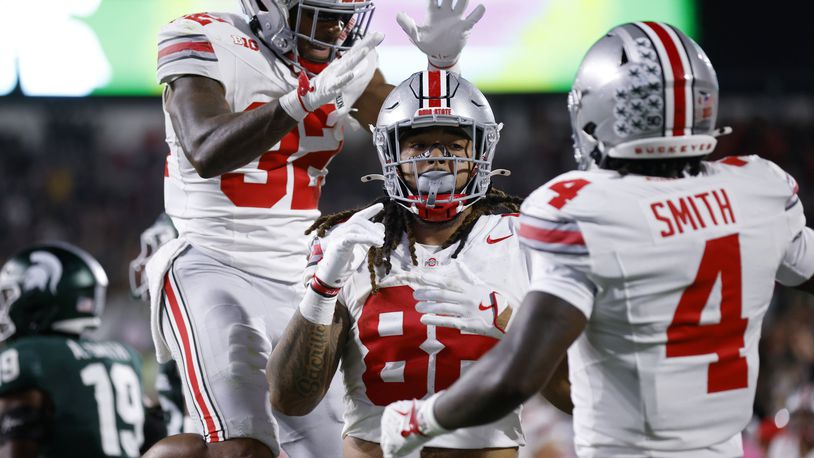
[164,274,221,441]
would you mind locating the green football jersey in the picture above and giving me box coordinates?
[0,335,145,458]
[155,361,186,435]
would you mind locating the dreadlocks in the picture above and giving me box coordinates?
[306,187,524,294]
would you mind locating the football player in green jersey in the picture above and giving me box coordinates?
[0,242,146,458]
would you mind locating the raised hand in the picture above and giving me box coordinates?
[396,0,485,72]
[281,32,385,120]
[314,203,385,289]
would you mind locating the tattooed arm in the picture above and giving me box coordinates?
[267,302,351,416]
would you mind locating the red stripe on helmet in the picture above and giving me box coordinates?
[428,71,442,108]
[643,22,687,136]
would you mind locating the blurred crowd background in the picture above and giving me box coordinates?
[2,1,814,457]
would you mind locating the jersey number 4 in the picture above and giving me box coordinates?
[666,233,749,393]
[81,363,144,456]
[547,178,591,209]
[358,286,498,405]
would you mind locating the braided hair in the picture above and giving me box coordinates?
[306,187,524,293]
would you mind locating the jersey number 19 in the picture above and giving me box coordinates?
[81,363,144,456]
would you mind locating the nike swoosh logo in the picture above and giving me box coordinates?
[486,234,513,244]
[478,303,494,311]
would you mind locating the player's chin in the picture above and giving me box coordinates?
[300,43,332,62]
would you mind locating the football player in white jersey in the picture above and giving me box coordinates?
[143,1,486,457]
[267,71,569,457]
[380,21,814,458]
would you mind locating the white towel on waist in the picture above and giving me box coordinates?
[145,237,190,363]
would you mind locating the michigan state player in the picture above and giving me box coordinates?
[0,242,146,457]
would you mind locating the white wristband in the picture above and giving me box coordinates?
[428,59,461,75]
[419,391,450,435]
[279,90,309,121]
[298,286,338,325]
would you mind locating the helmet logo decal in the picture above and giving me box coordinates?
[612,35,664,139]
[25,251,62,294]
[636,21,696,137]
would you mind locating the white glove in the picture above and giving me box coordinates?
[381,392,448,458]
[314,203,385,289]
[413,263,512,339]
[396,0,485,73]
[300,203,384,325]
[280,32,384,120]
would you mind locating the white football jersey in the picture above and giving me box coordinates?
[157,12,378,281]
[307,213,530,449]
[519,156,814,457]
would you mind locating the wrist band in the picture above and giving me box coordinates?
[419,391,450,435]
[310,275,340,297]
[428,58,461,74]
[298,284,338,325]
[279,90,309,121]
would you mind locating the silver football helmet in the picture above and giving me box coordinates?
[129,213,178,302]
[569,21,720,170]
[371,70,503,222]
[239,0,374,63]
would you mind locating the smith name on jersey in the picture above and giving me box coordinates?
[306,214,531,450]
[157,12,378,281]
[519,156,814,457]
[0,336,145,458]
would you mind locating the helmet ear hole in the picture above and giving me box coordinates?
[620,49,628,65]
[582,122,597,136]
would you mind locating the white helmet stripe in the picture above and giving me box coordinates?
[636,21,694,137]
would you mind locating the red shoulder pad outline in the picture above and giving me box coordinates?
[718,156,749,167]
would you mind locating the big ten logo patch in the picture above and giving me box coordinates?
[231,35,259,51]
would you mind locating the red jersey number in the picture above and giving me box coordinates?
[181,13,226,26]
[358,286,498,405]
[666,233,748,393]
[220,102,341,209]
[547,179,591,209]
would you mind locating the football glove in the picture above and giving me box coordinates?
[300,203,384,324]
[314,202,385,289]
[414,263,511,339]
[281,32,384,120]
[381,392,448,458]
[396,0,485,73]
